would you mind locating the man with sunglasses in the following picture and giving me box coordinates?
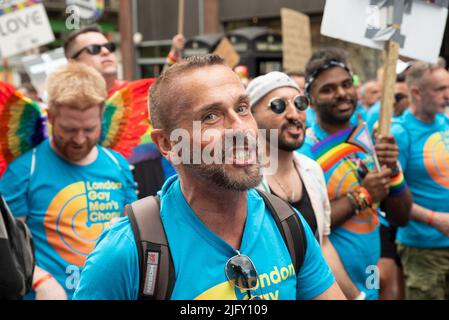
[64,26,184,198]
[298,48,412,300]
[64,25,185,97]
[249,72,365,300]
[74,55,345,300]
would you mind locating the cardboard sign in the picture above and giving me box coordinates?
[21,47,67,98]
[321,0,448,63]
[0,3,54,58]
[0,0,41,16]
[213,37,240,69]
[281,8,312,72]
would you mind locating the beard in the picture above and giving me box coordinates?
[277,119,305,152]
[313,95,357,125]
[184,162,262,191]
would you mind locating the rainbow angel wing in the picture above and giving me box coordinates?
[100,78,155,158]
[0,82,47,176]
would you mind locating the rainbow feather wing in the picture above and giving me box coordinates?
[100,78,155,158]
[0,81,47,176]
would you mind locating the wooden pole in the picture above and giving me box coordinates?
[178,0,185,35]
[379,34,400,136]
[119,0,135,80]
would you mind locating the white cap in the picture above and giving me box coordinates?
[246,71,300,109]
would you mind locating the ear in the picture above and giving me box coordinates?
[47,108,55,125]
[151,129,172,161]
[409,85,420,102]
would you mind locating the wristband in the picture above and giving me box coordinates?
[166,51,178,65]
[358,187,373,207]
[389,170,407,197]
[32,273,53,290]
[427,211,436,226]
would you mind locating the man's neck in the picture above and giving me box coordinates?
[179,173,248,250]
[317,117,351,135]
[104,74,118,93]
[409,103,436,123]
[273,148,296,177]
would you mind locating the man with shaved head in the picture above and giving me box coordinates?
[74,54,345,300]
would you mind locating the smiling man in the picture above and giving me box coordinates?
[0,62,137,299]
[298,48,411,300]
[73,55,345,300]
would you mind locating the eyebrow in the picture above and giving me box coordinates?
[194,94,250,117]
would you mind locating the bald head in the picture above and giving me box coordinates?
[149,54,226,132]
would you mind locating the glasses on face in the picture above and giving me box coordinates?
[225,252,264,300]
[71,42,116,59]
[394,93,407,103]
[268,95,309,114]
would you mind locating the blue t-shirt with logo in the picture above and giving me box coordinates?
[391,110,449,248]
[298,122,380,300]
[73,175,335,300]
[0,139,137,299]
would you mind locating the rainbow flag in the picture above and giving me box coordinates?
[0,81,46,176]
[100,78,154,158]
[311,124,375,173]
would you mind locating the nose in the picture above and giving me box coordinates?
[100,45,111,56]
[285,100,306,122]
[72,131,87,145]
[335,84,347,99]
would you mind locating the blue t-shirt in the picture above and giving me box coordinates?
[298,122,380,300]
[0,140,137,299]
[306,105,365,129]
[391,110,449,248]
[73,175,335,300]
[366,101,381,133]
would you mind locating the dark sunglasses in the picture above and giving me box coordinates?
[268,95,309,114]
[394,93,407,103]
[225,253,264,300]
[72,42,116,59]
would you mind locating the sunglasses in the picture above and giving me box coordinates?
[268,95,309,114]
[225,252,264,300]
[394,93,407,103]
[72,42,116,59]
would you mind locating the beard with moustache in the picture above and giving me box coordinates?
[183,132,263,191]
[312,94,358,125]
[277,118,306,152]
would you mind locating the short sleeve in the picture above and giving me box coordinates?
[73,217,139,300]
[295,212,335,300]
[115,152,138,205]
[0,154,32,217]
[391,121,409,171]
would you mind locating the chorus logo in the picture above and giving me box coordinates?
[44,181,122,267]
[423,131,449,189]
[327,160,378,234]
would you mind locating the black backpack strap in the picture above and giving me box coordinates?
[256,190,307,276]
[125,195,175,300]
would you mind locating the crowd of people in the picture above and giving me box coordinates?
[1,24,449,300]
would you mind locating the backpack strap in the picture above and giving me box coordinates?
[126,190,308,299]
[125,195,175,300]
[256,190,307,276]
